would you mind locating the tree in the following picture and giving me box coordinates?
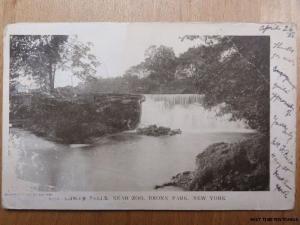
[144,45,177,83]
[10,35,100,93]
[123,62,149,79]
[117,45,178,93]
[178,36,270,132]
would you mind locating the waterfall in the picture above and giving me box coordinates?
[139,94,252,133]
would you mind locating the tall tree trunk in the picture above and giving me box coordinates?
[49,63,56,93]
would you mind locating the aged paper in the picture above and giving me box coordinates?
[2,23,297,210]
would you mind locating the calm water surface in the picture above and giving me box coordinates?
[12,129,252,191]
[12,94,254,191]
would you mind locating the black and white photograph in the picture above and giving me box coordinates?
[2,23,296,210]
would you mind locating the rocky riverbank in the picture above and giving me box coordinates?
[156,134,269,191]
[11,93,144,144]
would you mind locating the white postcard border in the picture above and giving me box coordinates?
[2,22,297,210]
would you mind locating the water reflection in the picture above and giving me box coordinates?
[12,94,254,191]
[12,129,252,191]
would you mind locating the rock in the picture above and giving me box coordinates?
[154,182,175,190]
[163,134,269,191]
[11,93,144,144]
[189,134,269,191]
[136,124,182,137]
[170,171,194,190]
[169,129,182,136]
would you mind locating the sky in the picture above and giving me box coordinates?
[55,24,204,87]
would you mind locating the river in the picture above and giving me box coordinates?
[11,94,254,191]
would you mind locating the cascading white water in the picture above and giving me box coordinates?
[139,94,252,133]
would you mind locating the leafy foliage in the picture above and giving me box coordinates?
[10,35,100,93]
[143,45,177,83]
[178,36,270,132]
[83,36,269,132]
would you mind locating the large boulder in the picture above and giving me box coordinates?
[11,93,144,143]
[169,134,269,191]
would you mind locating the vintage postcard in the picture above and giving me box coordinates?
[2,23,297,210]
